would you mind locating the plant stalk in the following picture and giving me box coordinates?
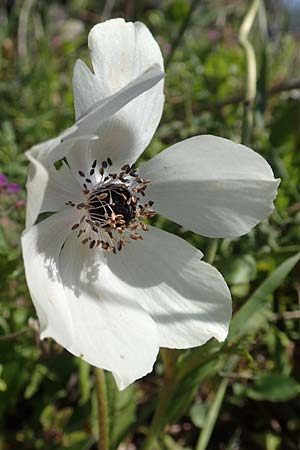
[94,367,109,450]
[205,239,219,265]
[142,349,178,450]
[239,0,260,146]
[0,327,29,342]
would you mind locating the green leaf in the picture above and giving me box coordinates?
[54,407,73,430]
[106,373,137,449]
[75,358,91,406]
[160,434,188,450]
[61,431,88,448]
[221,254,257,285]
[190,403,209,428]
[0,226,8,254]
[270,99,300,147]
[166,356,225,425]
[40,404,56,432]
[229,252,300,339]
[40,404,73,432]
[0,379,7,392]
[169,0,190,21]
[265,327,292,375]
[24,364,48,399]
[196,378,229,450]
[195,357,238,450]
[247,373,299,402]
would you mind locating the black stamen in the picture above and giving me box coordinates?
[88,185,136,226]
[73,156,154,253]
[89,240,96,249]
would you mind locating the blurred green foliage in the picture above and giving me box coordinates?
[1,0,300,449]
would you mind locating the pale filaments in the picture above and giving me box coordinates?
[65,158,155,253]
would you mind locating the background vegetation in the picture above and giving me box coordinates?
[1,0,300,449]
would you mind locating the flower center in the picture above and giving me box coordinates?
[88,184,136,226]
[66,158,155,253]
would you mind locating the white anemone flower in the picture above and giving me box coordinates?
[21,19,279,390]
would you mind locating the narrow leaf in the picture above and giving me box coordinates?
[196,378,229,450]
[229,252,300,339]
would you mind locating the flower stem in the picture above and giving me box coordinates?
[94,367,109,450]
[239,0,259,146]
[205,239,219,265]
[0,327,29,342]
[142,349,178,450]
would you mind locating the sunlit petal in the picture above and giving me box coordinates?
[72,19,164,170]
[140,135,280,237]
[59,235,159,390]
[101,226,231,348]
[21,210,79,345]
[25,152,82,228]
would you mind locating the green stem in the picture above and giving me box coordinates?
[142,349,178,450]
[94,367,109,450]
[239,0,260,146]
[205,239,219,265]
[196,378,229,450]
[0,327,29,341]
[195,356,239,450]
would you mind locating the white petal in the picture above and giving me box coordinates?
[25,65,163,226]
[140,135,280,238]
[29,64,163,167]
[25,150,82,229]
[28,130,87,167]
[73,19,164,114]
[25,152,49,229]
[67,114,150,183]
[23,207,159,390]
[21,209,80,346]
[59,235,159,390]
[102,226,231,348]
[72,59,101,120]
[72,19,164,169]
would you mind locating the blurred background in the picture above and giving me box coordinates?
[1,0,300,449]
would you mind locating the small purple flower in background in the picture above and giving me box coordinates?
[7,183,21,195]
[0,173,21,196]
[0,174,8,188]
[0,173,23,214]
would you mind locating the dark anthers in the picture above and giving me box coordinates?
[66,158,156,253]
